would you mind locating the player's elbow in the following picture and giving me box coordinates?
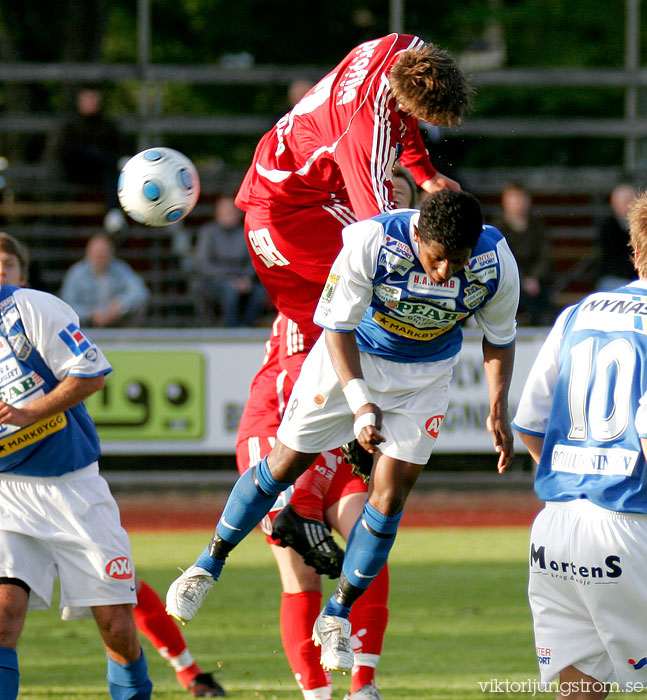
[519,431,543,464]
[83,374,106,396]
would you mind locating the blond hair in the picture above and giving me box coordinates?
[389,44,472,126]
[628,191,647,278]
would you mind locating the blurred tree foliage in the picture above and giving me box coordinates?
[0,0,642,168]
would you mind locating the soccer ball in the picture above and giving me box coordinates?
[118,147,200,226]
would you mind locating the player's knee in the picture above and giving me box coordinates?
[368,487,407,517]
[95,607,140,659]
[268,442,317,482]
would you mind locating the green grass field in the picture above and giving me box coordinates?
[16,527,558,699]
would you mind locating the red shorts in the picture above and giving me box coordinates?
[235,438,367,544]
[244,206,351,338]
[236,313,319,441]
[235,314,366,544]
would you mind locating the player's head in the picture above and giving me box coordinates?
[392,164,418,209]
[627,190,647,278]
[414,190,482,283]
[0,232,29,287]
[389,44,472,126]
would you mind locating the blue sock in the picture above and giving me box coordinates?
[106,650,152,700]
[195,544,225,579]
[323,598,352,619]
[195,458,293,579]
[0,647,19,700]
[218,459,293,546]
[324,502,402,618]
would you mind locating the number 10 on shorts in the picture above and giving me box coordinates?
[248,228,291,268]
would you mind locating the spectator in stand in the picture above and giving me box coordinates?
[595,181,638,291]
[54,86,127,235]
[191,196,267,327]
[60,234,149,328]
[287,79,314,109]
[493,182,553,326]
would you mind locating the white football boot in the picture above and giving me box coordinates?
[312,611,354,672]
[165,565,214,624]
[344,685,383,700]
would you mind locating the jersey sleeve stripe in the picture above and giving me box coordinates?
[511,421,545,438]
[276,368,288,417]
[370,77,394,211]
[322,203,357,227]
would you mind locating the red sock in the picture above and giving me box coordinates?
[348,564,389,693]
[290,453,337,520]
[281,591,330,693]
[133,579,202,688]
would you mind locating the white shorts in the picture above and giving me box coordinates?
[529,499,647,688]
[277,335,456,465]
[0,463,137,620]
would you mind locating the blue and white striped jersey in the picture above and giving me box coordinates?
[313,208,519,363]
[514,280,647,512]
[0,286,111,476]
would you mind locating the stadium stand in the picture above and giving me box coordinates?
[0,161,247,327]
[467,166,625,311]
[0,162,625,327]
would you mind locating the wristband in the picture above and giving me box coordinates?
[353,412,377,438]
[343,378,374,414]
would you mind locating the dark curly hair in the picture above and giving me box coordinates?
[389,44,473,126]
[417,191,483,251]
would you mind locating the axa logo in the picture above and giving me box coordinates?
[105,556,133,580]
[629,657,647,670]
[425,415,445,439]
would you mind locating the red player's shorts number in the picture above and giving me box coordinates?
[248,228,291,268]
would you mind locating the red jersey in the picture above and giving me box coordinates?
[235,34,436,222]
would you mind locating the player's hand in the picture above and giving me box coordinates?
[354,404,385,454]
[421,171,461,194]
[0,401,36,428]
[486,412,514,474]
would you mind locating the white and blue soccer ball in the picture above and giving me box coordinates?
[118,147,200,226]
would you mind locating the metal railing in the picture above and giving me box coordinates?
[0,62,646,160]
